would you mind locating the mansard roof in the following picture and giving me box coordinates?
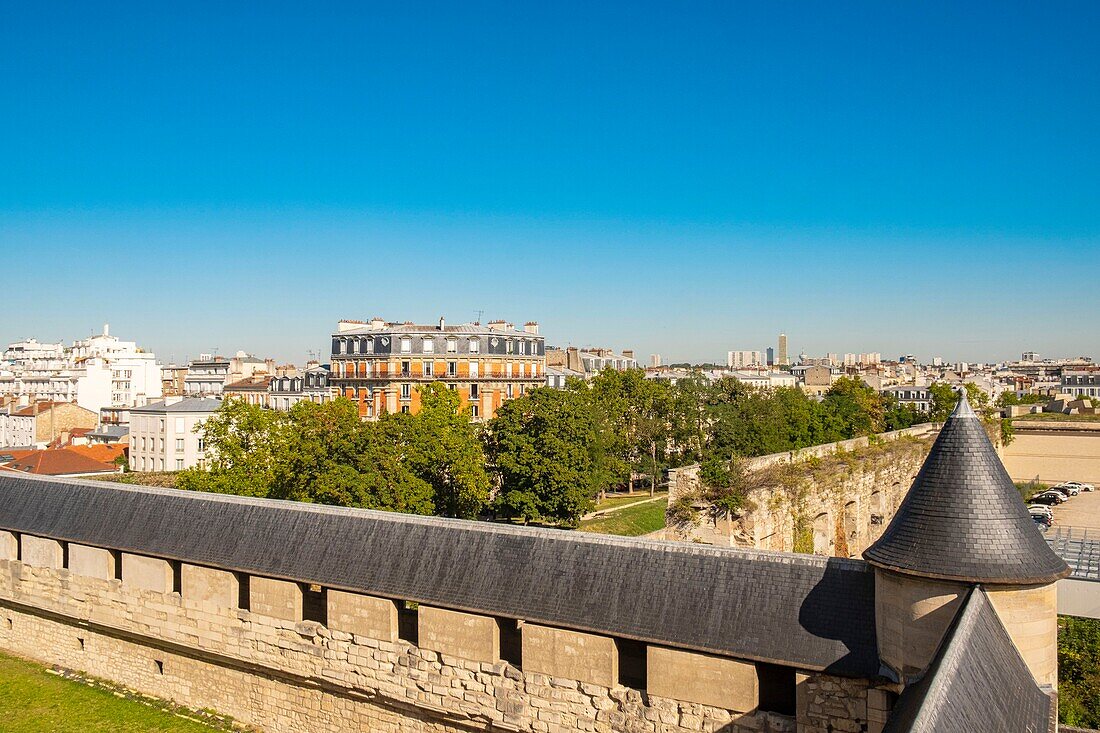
[864,394,1069,584]
[0,474,879,677]
[883,587,1052,733]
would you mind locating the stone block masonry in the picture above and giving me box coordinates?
[328,590,399,642]
[20,535,63,569]
[250,576,303,621]
[69,543,115,580]
[0,531,15,561]
[647,646,758,712]
[0,552,870,733]
[418,606,500,664]
[122,553,175,593]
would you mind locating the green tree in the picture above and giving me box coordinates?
[177,398,288,497]
[381,384,490,518]
[487,387,603,526]
[928,382,959,421]
[821,377,885,437]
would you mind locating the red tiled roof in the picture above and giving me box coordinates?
[0,448,118,476]
[69,443,127,464]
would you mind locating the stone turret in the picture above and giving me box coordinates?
[864,393,1069,688]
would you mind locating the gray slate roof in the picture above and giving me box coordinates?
[129,398,223,414]
[864,394,1070,584]
[883,587,1052,733]
[0,474,879,677]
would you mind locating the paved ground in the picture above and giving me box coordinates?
[1051,488,1100,532]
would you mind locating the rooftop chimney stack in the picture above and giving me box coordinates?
[524,322,540,335]
[439,316,446,331]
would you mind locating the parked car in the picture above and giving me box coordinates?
[1051,484,1080,497]
[1060,481,1094,492]
[1031,491,1066,505]
[1032,514,1052,530]
[1028,505,1054,520]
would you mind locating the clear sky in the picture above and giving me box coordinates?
[2,2,1097,365]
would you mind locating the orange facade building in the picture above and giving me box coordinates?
[330,318,545,420]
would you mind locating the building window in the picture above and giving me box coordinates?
[469,362,479,378]
[401,384,411,399]
[507,384,514,398]
[401,405,410,414]
[506,340,514,354]
[424,361,434,377]
[350,340,358,354]
[469,339,480,354]
[470,405,479,418]
[175,438,184,452]
[470,383,479,398]
[446,338,457,353]
[401,361,411,377]
[506,363,513,378]
[175,459,184,471]
[423,338,434,353]
[400,337,411,353]
[364,338,374,353]
[447,361,457,377]
[197,438,205,452]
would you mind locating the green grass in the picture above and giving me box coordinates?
[592,491,668,512]
[579,498,668,536]
[0,651,220,732]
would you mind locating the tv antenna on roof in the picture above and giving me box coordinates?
[474,309,484,324]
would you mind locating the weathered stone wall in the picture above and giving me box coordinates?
[1002,423,1100,484]
[667,425,938,557]
[0,543,875,733]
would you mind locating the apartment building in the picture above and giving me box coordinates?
[128,397,221,472]
[268,364,332,411]
[727,350,764,369]
[330,317,545,420]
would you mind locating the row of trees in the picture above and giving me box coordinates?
[178,370,946,527]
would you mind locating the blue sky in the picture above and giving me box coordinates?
[1,2,1097,364]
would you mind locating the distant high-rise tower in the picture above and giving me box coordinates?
[766,347,775,366]
[650,354,662,368]
[777,333,788,367]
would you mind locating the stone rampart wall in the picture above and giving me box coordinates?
[0,531,873,733]
[666,425,939,557]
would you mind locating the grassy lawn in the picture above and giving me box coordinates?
[0,651,220,732]
[580,498,668,536]
[593,491,668,512]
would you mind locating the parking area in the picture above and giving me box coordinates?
[1050,488,1100,532]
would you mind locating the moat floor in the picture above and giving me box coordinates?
[0,651,218,733]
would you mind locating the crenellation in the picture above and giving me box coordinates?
[0,554,818,733]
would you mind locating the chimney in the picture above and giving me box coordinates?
[103,323,110,337]
[337,320,366,333]
[524,322,539,336]
[370,317,386,329]
[622,349,635,360]
[439,316,446,331]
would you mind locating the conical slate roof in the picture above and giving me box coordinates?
[864,393,1069,584]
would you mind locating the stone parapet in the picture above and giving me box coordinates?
[327,590,399,642]
[0,531,16,561]
[69,544,115,580]
[20,535,63,569]
[181,564,238,613]
[121,553,175,594]
[417,606,500,664]
[0,555,839,733]
[647,645,758,711]
[249,576,303,621]
[521,623,618,688]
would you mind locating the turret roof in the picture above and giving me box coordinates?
[864,393,1069,584]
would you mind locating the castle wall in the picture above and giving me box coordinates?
[668,425,937,556]
[0,537,873,733]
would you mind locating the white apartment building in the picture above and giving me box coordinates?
[727,350,764,369]
[184,355,231,396]
[0,325,162,413]
[128,397,222,473]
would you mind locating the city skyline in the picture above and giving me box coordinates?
[3,2,1099,364]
